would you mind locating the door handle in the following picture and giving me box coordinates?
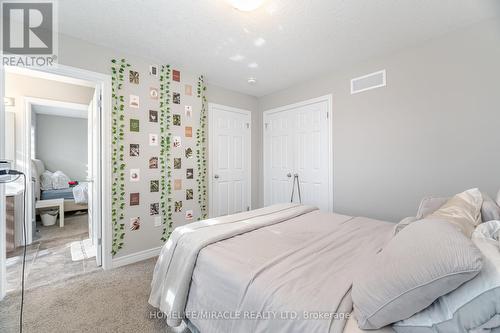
[214,174,220,179]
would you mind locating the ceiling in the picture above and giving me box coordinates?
[32,104,88,119]
[58,0,500,96]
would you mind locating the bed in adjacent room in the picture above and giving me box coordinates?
[149,189,500,333]
[32,158,88,212]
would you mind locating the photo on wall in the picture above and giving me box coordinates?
[185,210,194,220]
[184,105,192,118]
[149,134,159,146]
[150,203,160,216]
[130,144,140,157]
[129,70,139,84]
[185,85,192,96]
[129,94,140,108]
[150,87,159,100]
[149,110,158,122]
[186,168,194,179]
[130,217,140,231]
[185,126,192,138]
[173,114,181,126]
[173,69,181,82]
[185,147,193,159]
[149,157,158,169]
[150,180,159,192]
[173,136,181,148]
[174,179,182,190]
[173,92,180,104]
[149,65,158,77]
[130,193,140,206]
[186,189,193,200]
[130,169,140,182]
[130,119,140,132]
[174,201,183,212]
[174,158,182,169]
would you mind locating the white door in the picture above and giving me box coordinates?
[209,104,251,217]
[264,96,332,211]
[87,90,101,266]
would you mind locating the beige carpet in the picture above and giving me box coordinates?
[0,258,189,333]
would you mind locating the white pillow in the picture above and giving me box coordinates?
[427,188,483,237]
[393,238,500,333]
[40,171,54,190]
[52,171,70,189]
[473,220,500,244]
[481,193,500,222]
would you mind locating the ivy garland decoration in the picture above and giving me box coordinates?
[196,75,208,220]
[160,65,173,241]
[110,58,130,255]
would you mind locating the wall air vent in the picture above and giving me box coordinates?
[350,69,386,95]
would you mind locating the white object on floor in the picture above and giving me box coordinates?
[36,198,64,227]
[70,238,96,261]
[40,210,58,226]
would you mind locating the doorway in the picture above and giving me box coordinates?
[0,65,112,300]
[263,95,333,211]
[208,103,252,218]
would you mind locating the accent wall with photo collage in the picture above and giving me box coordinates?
[111,59,207,256]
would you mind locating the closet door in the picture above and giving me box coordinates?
[263,109,295,206]
[263,97,332,211]
[293,101,330,211]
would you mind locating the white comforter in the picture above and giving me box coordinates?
[149,204,395,333]
[149,204,317,326]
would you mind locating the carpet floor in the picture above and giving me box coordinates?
[6,213,98,293]
[0,258,189,333]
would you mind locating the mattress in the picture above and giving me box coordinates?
[40,188,74,200]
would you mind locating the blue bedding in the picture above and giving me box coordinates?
[41,188,74,200]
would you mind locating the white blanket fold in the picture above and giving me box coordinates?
[72,182,89,204]
[149,203,317,327]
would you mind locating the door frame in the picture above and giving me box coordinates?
[208,103,252,218]
[262,94,334,211]
[23,97,89,247]
[0,64,112,300]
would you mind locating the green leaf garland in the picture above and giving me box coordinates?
[196,75,208,220]
[160,65,174,241]
[110,58,130,256]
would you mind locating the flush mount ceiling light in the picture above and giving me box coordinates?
[228,0,265,12]
[247,77,257,85]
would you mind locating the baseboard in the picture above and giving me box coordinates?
[112,246,162,268]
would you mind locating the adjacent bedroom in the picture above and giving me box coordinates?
[1,1,500,333]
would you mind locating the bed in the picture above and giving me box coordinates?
[149,204,396,333]
[32,159,88,213]
[150,190,500,333]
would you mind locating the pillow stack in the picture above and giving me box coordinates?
[352,219,483,330]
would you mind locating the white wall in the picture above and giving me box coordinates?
[55,33,262,258]
[259,19,500,222]
[4,73,94,173]
[36,114,88,180]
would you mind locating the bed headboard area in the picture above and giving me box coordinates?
[31,158,46,200]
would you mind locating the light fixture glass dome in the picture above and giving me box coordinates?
[228,0,265,12]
